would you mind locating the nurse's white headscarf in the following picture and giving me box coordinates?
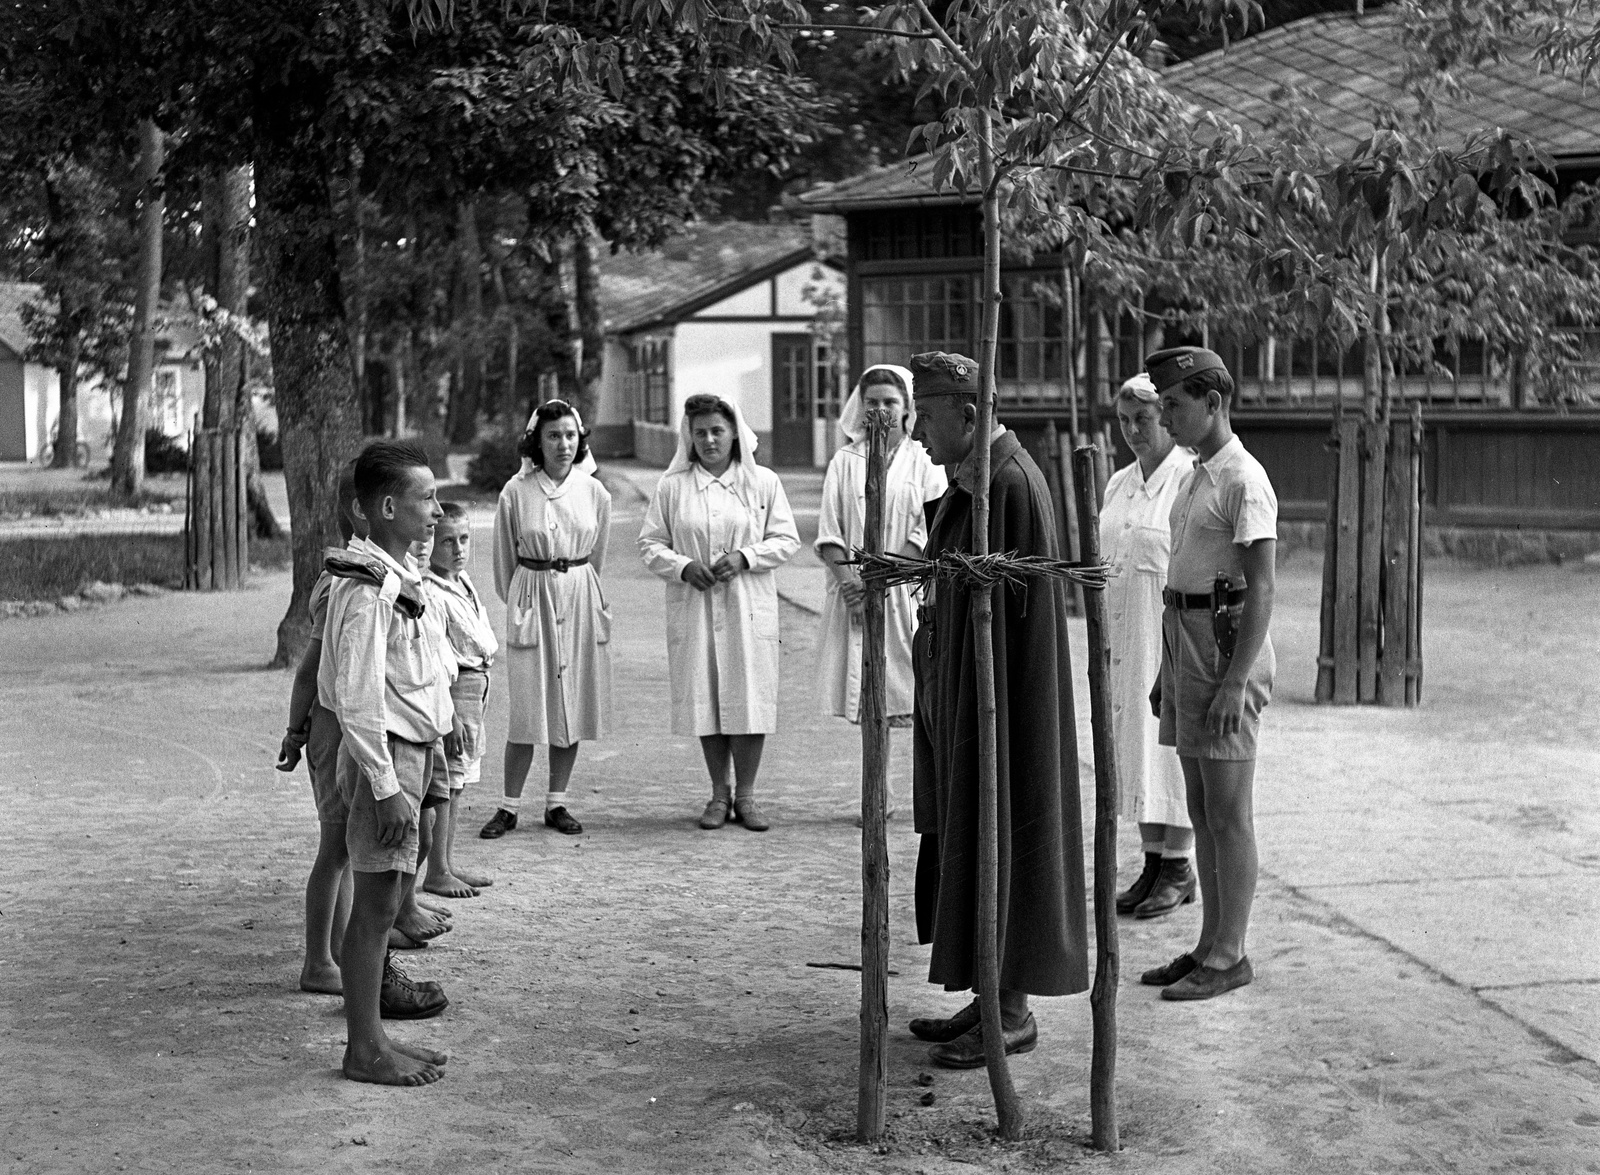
[519,400,598,478]
[667,394,763,500]
[837,363,916,445]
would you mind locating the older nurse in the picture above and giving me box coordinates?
[1100,373,1197,919]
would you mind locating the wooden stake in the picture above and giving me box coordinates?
[1407,405,1424,706]
[236,426,251,581]
[1378,417,1412,705]
[856,408,892,1143]
[1314,404,1342,703]
[184,416,198,590]
[973,108,1024,1142]
[195,430,214,592]
[1357,422,1386,703]
[221,423,239,589]
[1045,422,1083,616]
[1333,419,1360,704]
[1073,444,1120,1154]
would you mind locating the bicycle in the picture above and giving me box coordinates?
[38,426,93,468]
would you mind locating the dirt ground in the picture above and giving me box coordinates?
[3,489,1599,1174]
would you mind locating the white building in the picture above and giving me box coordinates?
[593,221,849,468]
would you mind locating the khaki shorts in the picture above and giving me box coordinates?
[441,668,490,790]
[340,736,435,874]
[1158,607,1274,761]
[305,702,347,824]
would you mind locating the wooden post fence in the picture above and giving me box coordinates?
[856,408,892,1143]
[185,417,249,591]
[1072,444,1121,1153]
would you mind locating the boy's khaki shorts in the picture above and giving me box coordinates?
[340,736,435,874]
[306,702,347,824]
[439,668,490,790]
[1157,607,1274,761]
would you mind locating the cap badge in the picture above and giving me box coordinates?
[955,364,968,377]
[1176,355,1194,370]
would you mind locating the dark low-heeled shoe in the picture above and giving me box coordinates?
[1116,852,1162,914]
[380,954,449,1020]
[1161,956,1253,1002]
[1140,952,1200,987]
[1135,857,1198,919]
[928,1014,1038,1069]
[478,809,518,839]
[544,805,583,835]
[733,798,769,832]
[699,798,731,829]
[909,999,981,1042]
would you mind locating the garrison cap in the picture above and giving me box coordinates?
[1145,346,1228,392]
[909,351,981,398]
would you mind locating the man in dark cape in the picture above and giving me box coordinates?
[906,351,1089,1069]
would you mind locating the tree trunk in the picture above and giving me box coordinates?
[449,199,485,444]
[53,329,82,468]
[111,119,165,497]
[257,159,363,668]
[573,222,605,428]
[973,108,1024,1143]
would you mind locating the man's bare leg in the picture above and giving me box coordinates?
[341,869,443,1086]
[395,809,452,941]
[1194,757,1257,969]
[443,793,493,888]
[1181,756,1218,964]
[423,793,479,899]
[300,821,350,994]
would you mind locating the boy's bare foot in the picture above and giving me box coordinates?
[422,872,479,899]
[299,962,343,995]
[453,867,493,888]
[388,927,426,950]
[342,1044,444,1086]
[415,895,455,916]
[391,1038,449,1066]
[394,908,452,943]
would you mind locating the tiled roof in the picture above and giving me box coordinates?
[792,160,970,214]
[600,221,815,334]
[797,12,1600,215]
[0,282,46,358]
[1164,10,1600,159]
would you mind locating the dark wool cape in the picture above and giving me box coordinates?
[911,431,1090,996]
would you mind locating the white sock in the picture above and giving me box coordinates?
[1161,847,1191,860]
[546,791,567,810]
[1142,841,1162,856]
[500,795,521,814]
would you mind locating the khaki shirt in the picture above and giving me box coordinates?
[1165,436,1278,594]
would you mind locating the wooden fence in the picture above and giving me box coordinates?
[184,420,249,591]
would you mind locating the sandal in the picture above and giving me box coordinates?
[699,798,731,830]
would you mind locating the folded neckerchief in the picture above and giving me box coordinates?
[324,548,427,620]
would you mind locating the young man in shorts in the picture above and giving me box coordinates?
[321,440,456,1084]
[1140,346,1277,1002]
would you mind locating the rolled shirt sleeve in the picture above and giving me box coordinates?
[331,589,402,801]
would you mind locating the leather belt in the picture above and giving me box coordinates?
[518,555,589,573]
[1163,587,1246,610]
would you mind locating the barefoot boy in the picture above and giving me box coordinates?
[321,439,456,1085]
[1140,347,1277,1002]
[277,461,360,996]
[421,502,498,899]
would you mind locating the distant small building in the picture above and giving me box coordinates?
[593,221,848,467]
[0,281,206,464]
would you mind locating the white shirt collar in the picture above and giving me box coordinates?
[1193,435,1244,484]
[349,535,422,587]
[692,461,740,490]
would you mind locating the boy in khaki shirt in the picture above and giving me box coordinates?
[1141,347,1278,1002]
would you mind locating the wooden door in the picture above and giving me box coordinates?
[771,333,814,467]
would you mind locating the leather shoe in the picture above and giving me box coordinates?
[1116,853,1161,914]
[544,805,583,835]
[383,952,442,994]
[908,999,980,1043]
[1135,857,1197,919]
[1140,952,1200,987]
[1161,956,1253,1001]
[478,809,517,839]
[380,954,449,1019]
[699,798,731,830]
[733,798,770,832]
[928,1014,1038,1070]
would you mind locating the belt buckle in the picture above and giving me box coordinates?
[551,558,570,573]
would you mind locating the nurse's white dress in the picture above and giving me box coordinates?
[1098,443,1192,826]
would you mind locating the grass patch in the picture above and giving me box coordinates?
[0,532,293,600]
[0,484,181,520]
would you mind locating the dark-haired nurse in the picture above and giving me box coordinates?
[479,401,614,841]
[638,394,800,831]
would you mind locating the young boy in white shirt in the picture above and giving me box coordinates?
[422,502,499,898]
[321,440,456,1085]
[1141,346,1278,1003]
